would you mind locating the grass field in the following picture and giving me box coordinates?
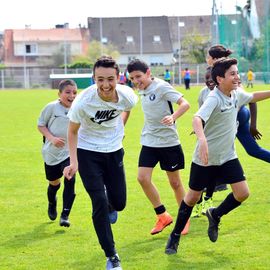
[0,84,270,270]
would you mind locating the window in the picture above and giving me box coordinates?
[25,43,37,55]
[126,36,134,43]
[153,35,161,43]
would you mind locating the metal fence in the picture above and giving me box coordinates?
[0,65,269,89]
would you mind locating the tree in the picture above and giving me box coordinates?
[87,40,119,64]
[182,30,210,64]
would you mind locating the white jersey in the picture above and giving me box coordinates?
[38,100,70,165]
[138,77,183,147]
[68,84,138,153]
[193,87,253,166]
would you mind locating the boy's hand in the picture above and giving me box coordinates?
[198,139,208,165]
[161,115,174,126]
[250,126,262,140]
[51,137,65,147]
[63,164,78,180]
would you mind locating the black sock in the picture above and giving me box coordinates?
[172,201,193,235]
[62,179,75,216]
[154,205,166,215]
[212,192,241,220]
[197,195,203,204]
[47,183,60,204]
[206,181,216,197]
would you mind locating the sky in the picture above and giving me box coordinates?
[0,0,247,30]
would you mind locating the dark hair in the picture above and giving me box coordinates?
[127,59,149,73]
[211,58,238,85]
[93,55,120,76]
[58,79,77,92]
[205,66,212,79]
[208,44,233,59]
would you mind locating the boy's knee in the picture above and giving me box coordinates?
[185,191,201,206]
[235,190,250,202]
[137,175,150,186]
[170,179,180,190]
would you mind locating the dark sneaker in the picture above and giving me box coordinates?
[206,207,220,242]
[60,214,70,227]
[108,210,118,224]
[165,234,180,255]
[106,254,122,270]
[214,184,228,192]
[48,200,57,221]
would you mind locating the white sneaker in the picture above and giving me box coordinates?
[106,254,122,270]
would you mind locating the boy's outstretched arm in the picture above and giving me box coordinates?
[251,91,270,102]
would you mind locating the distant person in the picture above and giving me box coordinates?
[37,79,77,227]
[165,57,270,255]
[124,69,132,88]
[63,56,138,270]
[164,69,171,84]
[183,68,191,89]
[119,72,126,85]
[247,68,254,88]
[127,59,190,236]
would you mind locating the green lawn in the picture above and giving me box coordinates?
[0,84,270,270]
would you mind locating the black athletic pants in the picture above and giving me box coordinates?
[77,148,126,257]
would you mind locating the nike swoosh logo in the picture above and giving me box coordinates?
[171,164,178,169]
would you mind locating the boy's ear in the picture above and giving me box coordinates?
[216,76,223,85]
[146,68,151,76]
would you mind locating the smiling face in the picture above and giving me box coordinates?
[94,67,119,102]
[128,69,152,90]
[205,71,216,91]
[58,85,77,108]
[217,64,240,92]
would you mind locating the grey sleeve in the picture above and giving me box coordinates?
[195,96,218,123]
[162,85,183,103]
[38,103,54,127]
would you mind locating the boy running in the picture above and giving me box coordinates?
[63,56,138,270]
[127,59,190,236]
[165,58,270,255]
[38,79,77,227]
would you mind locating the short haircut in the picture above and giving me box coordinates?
[58,79,77,92]
[127,59,149,73]
[208,44,233,59]
[93,55,120,76]
[211,58,238,85]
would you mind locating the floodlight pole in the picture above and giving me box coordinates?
[139,16,143,57]
[177,18,185,85]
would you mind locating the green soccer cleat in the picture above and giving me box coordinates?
[202,198,213,215]
[191,202,202,218]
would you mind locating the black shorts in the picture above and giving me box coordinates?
[138,145,185,172]
[44,158,74,181]
[189,158,246,191]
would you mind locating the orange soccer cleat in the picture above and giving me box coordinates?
[150,212,173,235]
[181,218,190,235]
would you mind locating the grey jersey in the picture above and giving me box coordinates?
[193,87,253,166]
[38,100,70,165]
[198,86,210,107]
[138,77,183,147]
